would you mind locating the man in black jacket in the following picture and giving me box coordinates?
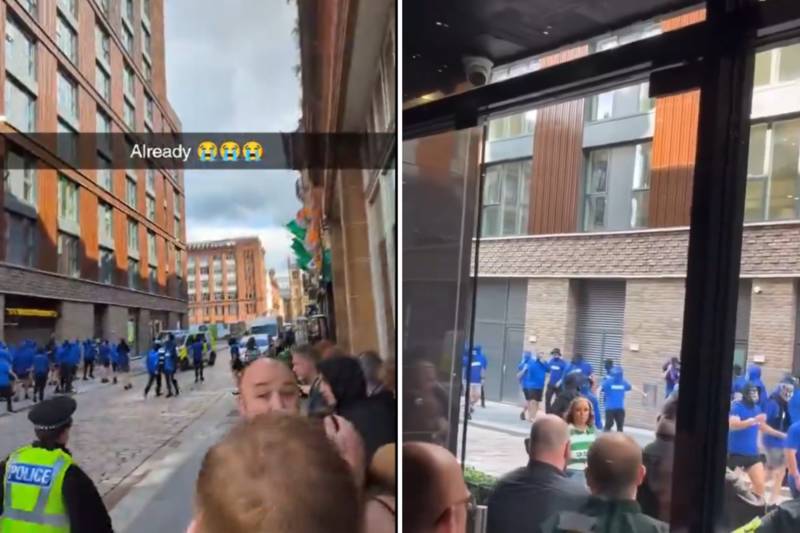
[487,415,588,533]
[0,396,114,532]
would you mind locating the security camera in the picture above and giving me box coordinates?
[462,56,494,87]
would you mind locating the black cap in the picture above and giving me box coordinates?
[28,396,76,431]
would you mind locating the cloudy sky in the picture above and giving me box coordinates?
[164,0,301,276]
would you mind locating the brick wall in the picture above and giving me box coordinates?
[622,279,686,430]
[524,279,577,356]
[748,279,798,390]
[56,302,94,342]
[475,223,800,278]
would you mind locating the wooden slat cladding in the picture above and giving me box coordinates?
[649,8,706,228]
[529,45,589,235]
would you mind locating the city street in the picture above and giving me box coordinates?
[0,346,239,533]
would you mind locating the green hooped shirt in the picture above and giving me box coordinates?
[567,425,597,471]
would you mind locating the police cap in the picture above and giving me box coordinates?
[28,396,77,431]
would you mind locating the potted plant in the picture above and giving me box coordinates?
[463,466,496,506]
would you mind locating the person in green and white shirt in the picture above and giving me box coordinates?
[565,396,597,477]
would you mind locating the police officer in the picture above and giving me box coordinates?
[0,396,114,532]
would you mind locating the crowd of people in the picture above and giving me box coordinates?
[0,336,133,413]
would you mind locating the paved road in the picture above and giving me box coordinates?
[0,345,239,532]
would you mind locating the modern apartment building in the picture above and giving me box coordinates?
[297,0,396,360]
[186,237,267,326]
[0,0,186,352]
[408,7,800,429]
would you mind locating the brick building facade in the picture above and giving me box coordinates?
[186,237,267,326]
[0,0,186,353]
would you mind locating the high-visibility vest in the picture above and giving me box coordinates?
[1,445,73,533]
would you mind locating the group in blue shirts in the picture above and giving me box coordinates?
[728,365,800,504]
[144,336,181,398]
[0,337,134,413]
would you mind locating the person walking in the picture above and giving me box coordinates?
[191,335,205,383]
[0,352,16,413]
[82,339,96,380]
[163,342,180,398]
[56,341,70,393]
[662,357,680,398]
[109,342,120,385]
[601,366,647,432]
[565,396,598,479]
[98,340,112,384]
[0,396,114,532]
[545,348,567,414]
[462,345,486,419]
[517,351,549,422]
[763,379,794,504]
[143,342,163,398]
[32,348,50,404]
[116,339,132,390]
[66,340,80,393]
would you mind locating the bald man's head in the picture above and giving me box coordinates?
[586,433,645,500]
[528,415,571,470]
[404,442,470,533]
[238,358,300,419]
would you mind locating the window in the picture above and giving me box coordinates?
[145,93,154,124]
[56,15,76,64]
[4,212,36,267]
[148,267,157,292]
[5,16,37,81]
[124,64,135,96]
[583,142,653,231]
[124,100,135,129]
[4,150,37,207]
[215,291,223,301]
[122,24,133,54]
[745,118,800,222]
[584,149,610,231]
[95,63,111,102]
[57,0,76,17]
[97,154,112,190]
[590,82,653,122]
[124,0,134,22]
[19,0,37,17]
[481,160,531,237]
[96,108,111,154]
[147,231,157,260]
[58,175,79,222]
[200,266,209,275]
[96,23,110,64]
[487,111,537,141]
[174,216,181,239]
[142,24,151,56]
[57,233,79,277]
[142,0,151,21]
[5,79,36,132]
[630,143,652,228]
[126,177,137,208]
[127,218,139,251]
[99,248,115,284]
[98,202,113,243]
[229,305,237,315]
[754,43,800,86]
[57,71,78,121]
[146,195,155,220]
[146,168,156,192]
[127,258,139,289]
[57,120,78,165]
[176,250,183,277]
[173,190,181,216]
[142,57,152,83]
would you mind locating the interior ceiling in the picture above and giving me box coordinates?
[403,0,701,100]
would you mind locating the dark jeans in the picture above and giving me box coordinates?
[604,408,626,432]
[0,386,11,412]
[144,372,162,396]
[60,365,75,391]
[545,384,561,413]
[194,360,204,381]
[33,374,47,402]
[165,372,179,396]
[83,360,94,379]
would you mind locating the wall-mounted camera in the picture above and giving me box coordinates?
[462,55,494,87]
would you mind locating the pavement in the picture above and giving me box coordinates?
[457,400,655,478]
[0,345,238,532]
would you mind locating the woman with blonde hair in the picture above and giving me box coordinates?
[565,396,597,477]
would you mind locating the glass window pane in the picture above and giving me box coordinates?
[631,190,649,228]
[593,91,614,121]
[747,124,768,176]
[482,205,500,237]
[768,119,800,220]
[745,178,767,222]
[778,43,800,83]
[484,167,501,204]
[633,143,652,189]
[589,150,609,193]
[754,50,772,87]
[502,166,520,206]
[585,196,606,230]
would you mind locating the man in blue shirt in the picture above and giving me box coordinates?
[82,338,96,380]
[763,380,795,504]
[464,345,486,418]
[144,342,164,398]
[561,354,593,388]
[785,419,800,499]
[191,335,205,383]
[516,351,549,422]
[728,382,786,499]
[31,348,50,403]
[580,378,603,429]
[0,352,16,412]
[544,348,567,414]
[601,366,646,432]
